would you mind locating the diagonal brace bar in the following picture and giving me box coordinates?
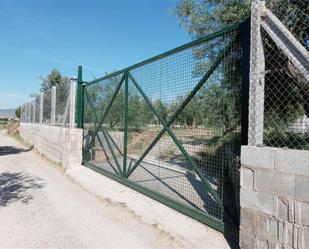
[123,72,129,177]
[95,130,120,175]
[128,72,222,205]
[84,89,123,175]
[84,74,125,153]
[99,128,123,175]
[126,36,238,204]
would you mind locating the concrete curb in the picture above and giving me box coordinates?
[65,166,230,249]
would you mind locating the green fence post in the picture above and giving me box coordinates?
[76,65,83,128]
[241,18,251,145]
[123,71,129,177]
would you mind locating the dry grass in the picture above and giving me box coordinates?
[0,119,20,140]
[127,126,223,161]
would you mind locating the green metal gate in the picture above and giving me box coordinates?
[79,20,250,233]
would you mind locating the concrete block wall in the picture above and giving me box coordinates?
[20,123,83,170]
[240,146,309,249]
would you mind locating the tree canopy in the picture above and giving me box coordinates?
[39,69,70,121]
[173,0,250,39]
[173,0,309,149]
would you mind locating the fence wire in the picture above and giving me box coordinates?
[55,81,70,126]
[34,96,40,123]
[83,24,245,233]
[248,0,309,150]
[262,29,309,149]
[43,89,52,125]
[20,80,76,127]
[21,104,27,122]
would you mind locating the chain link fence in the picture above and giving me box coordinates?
[20,79,76,128]
[262,29,309,150]
[55,81,71,126]
[249,0,309,150]
[42,88,52,124]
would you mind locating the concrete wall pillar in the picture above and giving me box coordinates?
[248,0,266,146]
[240,146,309,248]
[51,86,56,126]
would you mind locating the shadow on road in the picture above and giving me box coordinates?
[0,146,33,156]
[0,172,45,206]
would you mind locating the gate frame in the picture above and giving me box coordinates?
[78,19,251,233]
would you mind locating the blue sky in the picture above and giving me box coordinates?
[0,0,191,109]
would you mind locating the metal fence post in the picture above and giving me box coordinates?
[24,104,26,122]
[21,104,24,122]
[28,102,31,123]
[123,71,129,177]
[23,104,26,122]
[51,86,56,126]
[69,77,77,128]
[20,105,23,122]
[248,0,266,145]
[40,93,43,124]
[32,99,36,123]
[20,104,23,122]
[76,66,83,128]
[241,18,251,146]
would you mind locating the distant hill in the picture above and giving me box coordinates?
[0,109,16,119]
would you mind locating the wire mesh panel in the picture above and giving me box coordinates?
[27,102,32,123]
[262,29,309,149]
[24,103,29,122]
[34,96,40,123]
[20,104,25,122]
[83,73,125,176]
[20,82,77,127]
[42,88,52,125]
[266,0,309,51]
[22,104,26,122]
[82,23,246,232]
[55,81,70,126]
[248,0,309,150]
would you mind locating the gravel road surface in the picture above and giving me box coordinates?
[0,130,187,249]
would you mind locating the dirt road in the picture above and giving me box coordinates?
[0,130,186,249]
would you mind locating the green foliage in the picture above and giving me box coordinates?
[195,131,241,168]
[39,69,69,120]
[85,74,154,130]
[171,95,203,128]
[153,100,168,125]
[266,0,309,50]
[128,93,146,130]
[40,69,69,91]
[172,0,246,133]
[173,0,250,39]
[173,0,308,150]
[84,74,124,129]
[15,107,21,118]
[0,119,8,125]
[264,131,309,150]
[106,86,124,130]
[261,1,309,149]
